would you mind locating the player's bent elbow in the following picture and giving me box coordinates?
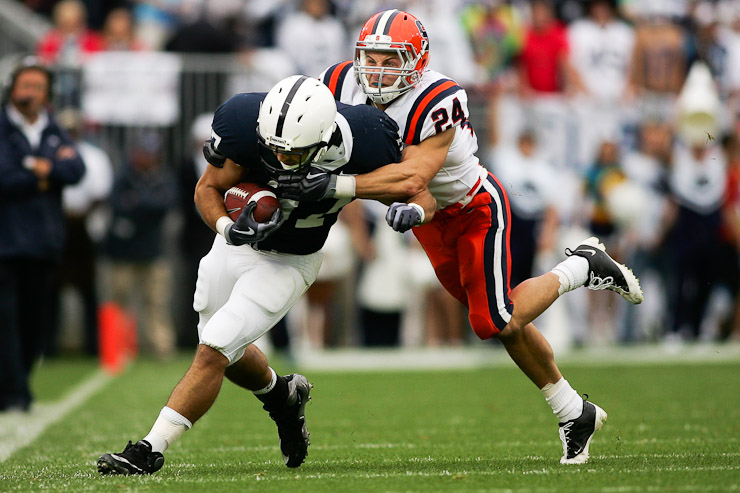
[193,181,206,205]
[193,180,219,212]
[398,176,428,199]
[193,184,201,205]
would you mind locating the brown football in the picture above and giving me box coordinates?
[224,182,280,223]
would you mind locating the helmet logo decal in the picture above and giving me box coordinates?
[415,20,429,53]
[264,134,290,149]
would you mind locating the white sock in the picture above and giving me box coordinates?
[551,257,589,295]
[252,367,277,395]
[541,378,584,423]
[143,406,193,453]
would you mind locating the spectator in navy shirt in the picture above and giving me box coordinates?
[0,56,85,412]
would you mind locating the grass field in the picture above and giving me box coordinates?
[1,346,739,492]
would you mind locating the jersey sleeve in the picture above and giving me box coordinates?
[209,93,265,171]
[319,61,354,101]
[338,104,402,174]
[401,79,470,145]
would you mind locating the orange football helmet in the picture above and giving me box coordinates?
[354,10,430,105]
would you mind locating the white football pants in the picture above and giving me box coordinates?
[193,234,322,364]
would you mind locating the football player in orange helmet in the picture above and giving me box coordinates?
[277,9,645,465]
[353,9,430,105]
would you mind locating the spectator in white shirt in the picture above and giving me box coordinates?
[275,0,349,77]
[568,0,635,167]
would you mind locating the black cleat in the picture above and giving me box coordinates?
[566,236,644,304]
[265,374,312,468]
[97,440,164,475]
[558,399,608,464]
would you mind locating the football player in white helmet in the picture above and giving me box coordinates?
[278,10,645,465]
[97,75,436,476]
[256,75,337,176]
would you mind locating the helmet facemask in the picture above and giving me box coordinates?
[257,127,334,179]
[354,40,425,105]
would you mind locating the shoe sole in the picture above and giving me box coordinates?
[283,375,313,468]
[560,404,608,465]
[97,454,134,475]
[581,237,644,305]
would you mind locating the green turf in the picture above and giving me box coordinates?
[2,353,739,492]
[29,355,101,401]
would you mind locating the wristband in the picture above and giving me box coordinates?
[334,175,356,199]
[408,202,425,224]
[215,216,234,237]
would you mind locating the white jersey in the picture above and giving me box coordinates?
[319,62,485,208]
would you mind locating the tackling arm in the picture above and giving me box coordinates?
[276,127,451,219]
[353,127,454,202]
[355,129,448,229]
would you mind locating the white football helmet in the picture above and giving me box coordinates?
[257,75,337,177]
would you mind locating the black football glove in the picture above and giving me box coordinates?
[224,202,284,245]
[385,202,424,233]
[276,167,337,202]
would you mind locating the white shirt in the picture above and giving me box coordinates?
[669,142,727,214]
[7,104,49,150]
[63,141,114,215]
[622,150,669,243]
[275,12,349,78]
[568,18,635,102]
[488,145,559,219]
[622,151,665,189]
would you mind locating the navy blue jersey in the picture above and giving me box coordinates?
[209,92,401,254]
[0,106,85,260]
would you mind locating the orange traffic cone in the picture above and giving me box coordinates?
[98,302,138,374]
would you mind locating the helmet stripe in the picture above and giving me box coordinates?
[382,10,401,34]
[276,75,309,138]
[370,12,383,34]
[373,9,400,35]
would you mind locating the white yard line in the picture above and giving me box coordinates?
[292,342,740,371]
[0,370,112,462]
[167,462,740,483]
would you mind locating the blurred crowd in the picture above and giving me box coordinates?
[10,0,740,362]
